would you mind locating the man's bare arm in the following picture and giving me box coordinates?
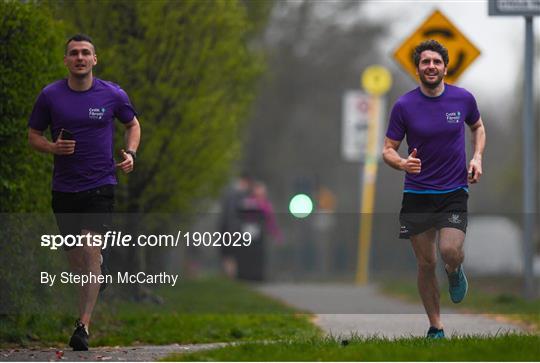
[123,117,141,152]
[382,137,421,174]
[28,127,75,155]
[116,117,141,173]
[468,117,485,184]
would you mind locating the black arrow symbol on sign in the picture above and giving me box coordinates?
[424,28,454,38]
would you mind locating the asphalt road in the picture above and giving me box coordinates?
[257,283,525,338]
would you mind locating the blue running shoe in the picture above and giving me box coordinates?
[447,264,468,303]
[426,327,445,339]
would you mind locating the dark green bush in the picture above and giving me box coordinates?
[0,1,68,343]
[0,0,65,213]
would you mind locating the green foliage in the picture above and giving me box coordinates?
[0,278,318,346]
[240,0,274,37]
[126,0,264,213]
[0,0,65,212]
[52,0,267,213]
[166,334,540,361]
[0,0,68,341]
[0,214,66,341]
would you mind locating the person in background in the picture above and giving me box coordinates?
[218,174,253,278]
[236,181,283,281]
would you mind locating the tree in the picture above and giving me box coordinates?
[0,0,66,331]
[0,0,65,212]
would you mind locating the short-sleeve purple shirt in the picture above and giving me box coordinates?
[386,84,480,192]
[28,78,137,192]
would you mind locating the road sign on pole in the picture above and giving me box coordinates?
[488,0,540,15]
[489,0,537,299]
[342,91,371,162]
[355,66,392,285]
[393,9,481,84]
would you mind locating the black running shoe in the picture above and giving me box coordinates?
[69,320,89,351]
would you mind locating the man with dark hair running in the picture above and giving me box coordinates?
[28,34,141,350]
[382,40,486,338]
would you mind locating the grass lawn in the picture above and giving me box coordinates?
[379,277,540,332]
[0,278,320,347]
[163,334,540,361]
[161,276,539,361]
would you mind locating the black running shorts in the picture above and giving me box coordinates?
[52,184,115,250]
[399,188,468,239]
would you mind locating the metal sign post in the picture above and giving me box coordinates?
[355,65,392,285]
[489,0,538,299]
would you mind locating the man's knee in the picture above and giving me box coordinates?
[440,245,464,264]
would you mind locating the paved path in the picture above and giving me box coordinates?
[0,342,228,362]
[1,283,528,360]
[257,283,526,339]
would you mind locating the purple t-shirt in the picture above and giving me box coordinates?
[386,84,480,192]
[28,78,136,192]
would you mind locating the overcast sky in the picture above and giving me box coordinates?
[361,0,540,119]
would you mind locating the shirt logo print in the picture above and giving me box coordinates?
[446,111,461,124]
[89,107,106,120]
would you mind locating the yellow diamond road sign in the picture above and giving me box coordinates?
[393,9,481,84]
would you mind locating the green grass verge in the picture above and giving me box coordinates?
[0,278,320,347]
[162,334,540,361]
[379,277,540,332]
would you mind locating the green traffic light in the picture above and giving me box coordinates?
[289,193,313,218]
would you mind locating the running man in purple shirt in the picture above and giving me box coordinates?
[28,34,141,350]
[382,40,486,339]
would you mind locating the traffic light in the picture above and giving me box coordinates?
[289,177,314,219]
[288,193,313,218]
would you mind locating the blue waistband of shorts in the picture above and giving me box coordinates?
[403,186,468,194]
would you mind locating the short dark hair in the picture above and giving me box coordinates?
[65,34,95,54]
[413,40,448,67]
